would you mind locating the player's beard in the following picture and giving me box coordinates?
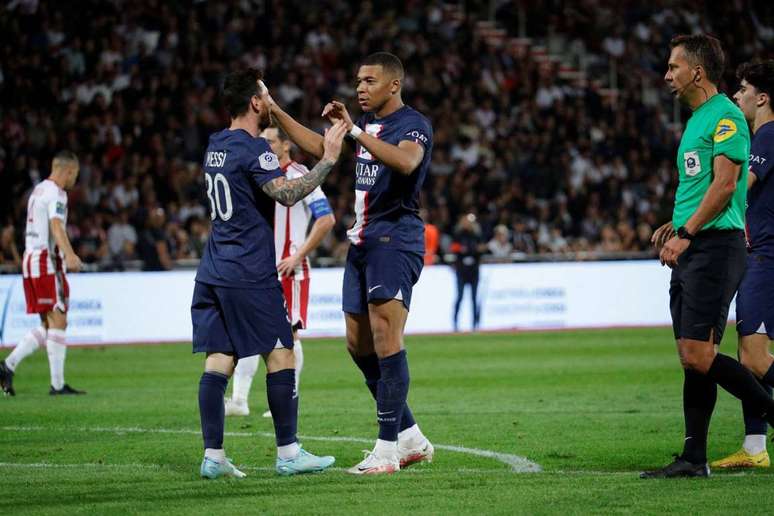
[257,109,271,131]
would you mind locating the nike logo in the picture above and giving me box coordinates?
[377,410,393,416]
[368,285,383,294]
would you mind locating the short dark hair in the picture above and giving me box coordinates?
[670,34,725,85]
[52,150,78,165]
[268,124,289,142]
[222,68,262,118]
[737,60,774,99]
[361,52,404,80]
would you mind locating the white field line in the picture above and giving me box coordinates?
[0,462,522,475]
[7,461,754,478]
[0,425,542,473]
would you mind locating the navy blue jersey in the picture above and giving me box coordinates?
[348,106,433,252]
[747,121,774,257]
[195,128,283,288]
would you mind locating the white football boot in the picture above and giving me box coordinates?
[224,397,250,417]
[347,448,400,475]
[398,437,435,468]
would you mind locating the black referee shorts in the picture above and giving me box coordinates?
[669,230,746,343]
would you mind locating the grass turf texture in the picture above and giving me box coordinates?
[1,328,772,515]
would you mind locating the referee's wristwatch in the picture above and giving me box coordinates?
[676,226,695,241]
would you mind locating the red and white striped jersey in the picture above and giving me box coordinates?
[24,179,68,275]
[274,161,331,280]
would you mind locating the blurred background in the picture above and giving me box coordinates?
[1,0,773,274]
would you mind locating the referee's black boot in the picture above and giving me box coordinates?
[640,454,710,479]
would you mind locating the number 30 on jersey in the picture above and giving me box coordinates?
[205,172,233,221]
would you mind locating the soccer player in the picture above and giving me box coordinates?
[643,35,774,479]
[712,60,774,469]
[192,68,346,479]
[0,151,85,396]
[224,125,335,418]
[260,52,434,474]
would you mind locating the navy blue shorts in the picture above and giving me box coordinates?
[191,281,294,359]
[736,253,774,339]
[342,245,423,314]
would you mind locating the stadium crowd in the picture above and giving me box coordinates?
[1,0,772,271]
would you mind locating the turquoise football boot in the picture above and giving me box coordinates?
[275,448,335,476]
[200,456,246,479]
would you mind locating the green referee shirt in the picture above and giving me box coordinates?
[672,94,750,231]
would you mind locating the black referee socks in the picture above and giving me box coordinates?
[682,369,717,464]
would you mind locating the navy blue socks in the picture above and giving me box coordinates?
[199,371,229,450]
[763,361,774,388]
[351,352,416,433]
[708,353,774,426]
[376,350,410,442]
[742,361,774,435]
[743,379,772,435]
[352,352,381,399]
[266,369,298,446]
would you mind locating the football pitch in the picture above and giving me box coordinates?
[1,328,772,515]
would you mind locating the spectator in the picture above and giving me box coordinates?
[636,222,655,252]
[0,223,21,271]
[186,216,209,259]
[107,209,138,266]
[487,224,513,259]
[75,213,109,264]
[598,225,623,253]
[512,218,537,255]
[137,207,172,271]
[172,225,196,260]
[1,2,770,270]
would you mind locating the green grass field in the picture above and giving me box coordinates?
[1,328,772,515]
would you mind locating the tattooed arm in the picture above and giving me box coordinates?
[262,120,347,206]
[263,158,336,206]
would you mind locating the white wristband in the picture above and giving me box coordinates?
[349,125,362,139]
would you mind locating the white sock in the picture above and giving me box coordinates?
[5,327,46,371]
[277,441,301,460]
[46,329,67,390]
[232,355,259,403]
[294,339,303,393]
[205,448,225,462]
[743,434,767,455]
[398,424,424,446]
[374,439,398,457]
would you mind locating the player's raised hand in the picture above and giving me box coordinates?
[321,100,354,130]
[651,221,674,251]
[65,253,82,273]
[322,120,347,161]
[257,80,277,111]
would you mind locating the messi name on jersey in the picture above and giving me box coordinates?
[196,128,284,288]
[205,151,227,168]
